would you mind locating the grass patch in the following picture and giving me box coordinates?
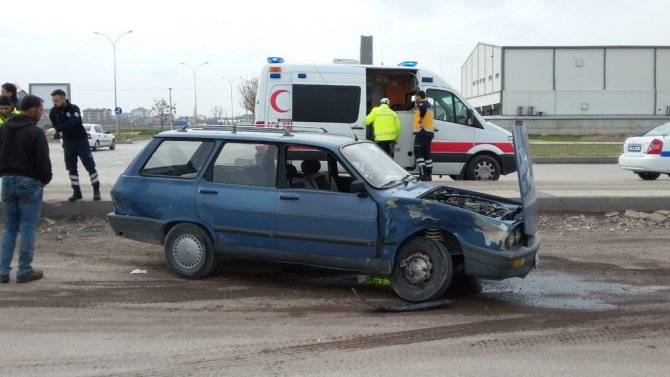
[530,143,622,157]
[529,134,626,142]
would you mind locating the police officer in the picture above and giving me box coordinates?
[49,89,101,201]
[364,98,401,155]
[413,90,434,181]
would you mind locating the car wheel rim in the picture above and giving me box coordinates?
[474,162,494,180]
[400,252,433,285]
[172,234,203,269]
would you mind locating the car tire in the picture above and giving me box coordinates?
[636,172,661,180]
[466,155,501,181]
[93,140,100,151]
[390,237,453,303]
[164,223,217,279]
[109,139,116,150]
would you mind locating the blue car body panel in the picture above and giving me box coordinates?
[108,128,540,280]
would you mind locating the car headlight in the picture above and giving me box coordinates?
[503,227,523,250]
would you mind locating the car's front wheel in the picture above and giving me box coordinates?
[164,223,217,279]
[390,237,453,302]
[109,139,116,150]
[636,172,661,180]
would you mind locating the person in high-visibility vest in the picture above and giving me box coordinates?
[413,90,435,181]
[0,96,16,126]
[365,98,401,156]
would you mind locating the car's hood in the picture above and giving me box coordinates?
[512,124,538,236]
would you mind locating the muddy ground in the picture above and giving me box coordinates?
[0,213,668,377]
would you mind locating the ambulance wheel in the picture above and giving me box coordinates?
[391,237,453,303]
[466,155,500,181]
[636,172,660,180]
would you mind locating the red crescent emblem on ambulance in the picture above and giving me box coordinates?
[270,89,290,113]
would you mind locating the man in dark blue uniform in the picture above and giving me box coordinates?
[49,90,101,201]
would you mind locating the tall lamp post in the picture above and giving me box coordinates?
[221,76,241,124]
[93,30,133,136]
[180,61,208,124]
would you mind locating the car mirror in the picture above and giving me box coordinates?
[466,109,473,126]
[350,179,367,197]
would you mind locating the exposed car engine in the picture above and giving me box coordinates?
[422,187,521,220]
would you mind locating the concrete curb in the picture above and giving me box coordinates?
[33,195,670,218]
[534,157,618,164]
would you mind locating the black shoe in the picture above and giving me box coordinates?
[93,190,101,201]
[68,191,83,202]
[0,275,8,284]
[16,270,43,283]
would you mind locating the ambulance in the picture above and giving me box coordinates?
[255,58,516,180]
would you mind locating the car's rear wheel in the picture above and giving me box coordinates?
[92,140,100,151]
[109,139,116,150]
[164,223,217,279]
[390,237,453,302]
[466,155,501,181]
[636,172,661,180]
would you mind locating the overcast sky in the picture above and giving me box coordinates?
[5,0,669,118]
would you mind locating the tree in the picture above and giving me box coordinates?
[211,105,224,120]
[238,77,258,117]
[152,98,176,131]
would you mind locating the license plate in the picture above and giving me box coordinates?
[628,145,642,152]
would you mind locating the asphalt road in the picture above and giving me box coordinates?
[47,140,669,187]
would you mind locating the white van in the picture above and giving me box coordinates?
[255,58,516,180]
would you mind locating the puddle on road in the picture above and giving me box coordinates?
[478,271,669,310]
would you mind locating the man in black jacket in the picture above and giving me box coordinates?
[0,95,52,283]
[49,89,101,201]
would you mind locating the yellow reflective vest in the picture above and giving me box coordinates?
[0,108,19,126]
[413,100,434,133]
[365,104,401,142]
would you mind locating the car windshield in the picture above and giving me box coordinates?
[644,123,670,137]
[340,142,409,187]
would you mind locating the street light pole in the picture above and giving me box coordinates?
[93,30,133,136]
[180,61,208,124]
[169,87,174,130]
[221,76,242,124]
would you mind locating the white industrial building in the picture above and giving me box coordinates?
[462,43,670,119]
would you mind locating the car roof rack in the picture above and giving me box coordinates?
[180,124,329,136]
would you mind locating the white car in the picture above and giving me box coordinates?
[85,123,116,151]
[618,122,670,180]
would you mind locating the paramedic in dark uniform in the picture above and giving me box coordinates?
[364,98,401,155]
[413,90,434,181]
[49,89,101,201]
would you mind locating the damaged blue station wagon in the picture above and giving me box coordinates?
[108,125,540,302]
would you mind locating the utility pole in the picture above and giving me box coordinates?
[169,87,173,130]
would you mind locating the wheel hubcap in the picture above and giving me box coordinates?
[172,234,203,269]
[474,162,494,180]
[400,252,433,285]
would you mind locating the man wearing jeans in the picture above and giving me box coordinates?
[0,95,52,283]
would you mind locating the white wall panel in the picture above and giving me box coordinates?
[555,49,604,90]
[606,49,654,90]
[504,49,553,91]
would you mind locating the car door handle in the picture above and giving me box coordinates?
[280,194,299,200]
[199,189,219,194]
[351,126,364,130]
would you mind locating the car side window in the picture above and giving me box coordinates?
[209,142,277,187]
[140,140,215,178]
[427,89,455,123]
[94,126,102,133]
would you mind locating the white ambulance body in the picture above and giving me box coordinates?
[255,59,516,180]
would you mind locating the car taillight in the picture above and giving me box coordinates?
[87,132,92,139]
[647,139,663,154]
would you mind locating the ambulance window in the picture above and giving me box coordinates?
[293,85,360,123]
[453,97,469,125]
[427,89,455,123]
